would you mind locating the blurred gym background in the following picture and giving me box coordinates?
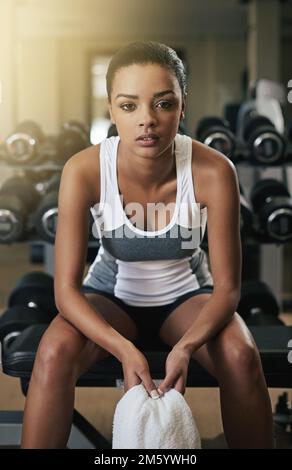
[1,0,292,448]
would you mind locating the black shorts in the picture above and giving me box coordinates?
[80,285,214,349]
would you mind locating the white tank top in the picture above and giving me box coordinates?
[83,133,213,306]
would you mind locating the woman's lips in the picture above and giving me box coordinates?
[136,135,160,147]
[136,138,159,147]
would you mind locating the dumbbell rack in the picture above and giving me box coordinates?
[0,159,99,274]
[0,162,62,242]
[236,161,292,312]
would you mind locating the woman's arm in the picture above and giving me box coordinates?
[175,150,242,356]
[54,148,133,363]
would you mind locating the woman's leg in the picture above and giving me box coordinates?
[158,294,274,449]
[21,293,138,449]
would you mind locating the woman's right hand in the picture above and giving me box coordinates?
[121,344,162,399]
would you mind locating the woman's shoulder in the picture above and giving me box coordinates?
[191,138,235,173]
[62,143,101,205]
[190,138,237,208]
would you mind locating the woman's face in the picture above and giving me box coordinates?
[108,63,185,156]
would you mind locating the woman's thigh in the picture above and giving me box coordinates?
[35,292,139,379]
[158,293,257,380]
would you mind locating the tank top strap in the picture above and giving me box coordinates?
[176,134,201,229]
[99,136,120,207]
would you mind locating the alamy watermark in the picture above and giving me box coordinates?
[90,195,203,249]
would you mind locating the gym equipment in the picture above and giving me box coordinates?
[24,169,61,195]
[0,176,40,243]
[63,120,90,139]
[244,312,283,327]
[56,120,90,163]
[273,392,292,433]
[287,121,292,143]
[38,134,60,165]
[29,243,44,264]
[0,305,51,354]
[195,116,236,160]
[42,172,61,192]
[4,121,45,165]
[242,114,286,165]
[1,321,291,448]
[8,271,57,316]
[107,123,118,137]
[33,174,60,243]
[33,175,97,244]
[250,178,292,242]
[286,121,292,161]
[223,102,242,134]
[237,279,280,321]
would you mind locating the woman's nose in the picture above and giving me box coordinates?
[138,105,158,127]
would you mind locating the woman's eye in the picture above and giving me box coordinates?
[120,101,173,111]
[157,101,173,109]
[120,103,136,111]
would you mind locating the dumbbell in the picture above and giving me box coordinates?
[4,121,45,165]
[223,102,241,134]
[33,174,61,243]
[0,176,41,243]
[250,178,292,241]
[0,305,50,352]
[242,115,286,165]
[107,123,118,137]
[38,134,60,164]
[8,271,57,315]
[64,120,90,138]
[56,120,90,163]
[0,271,57,352]
[273,392,292,431]
[23,168,60,194]
[195,116,236,160]
[237,279,282,325]
[33,173,97,243]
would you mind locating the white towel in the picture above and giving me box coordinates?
[112,383,201,449]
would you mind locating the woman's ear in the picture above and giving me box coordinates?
[180,97,186,120]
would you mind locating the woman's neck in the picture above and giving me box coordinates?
[117,140,176,193]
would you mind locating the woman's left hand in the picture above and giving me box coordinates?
[158,347,191,396]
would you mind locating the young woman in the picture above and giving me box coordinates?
[21,41,274,449]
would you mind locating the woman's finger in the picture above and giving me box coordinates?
[123,374,141,393]
[174,374,186,395]
[140,371,161,399]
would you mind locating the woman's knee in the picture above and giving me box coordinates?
[211,317,263,385]
[33,315,87,386]
[227,340,262,380]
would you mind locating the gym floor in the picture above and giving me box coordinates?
[0,244,291,449]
